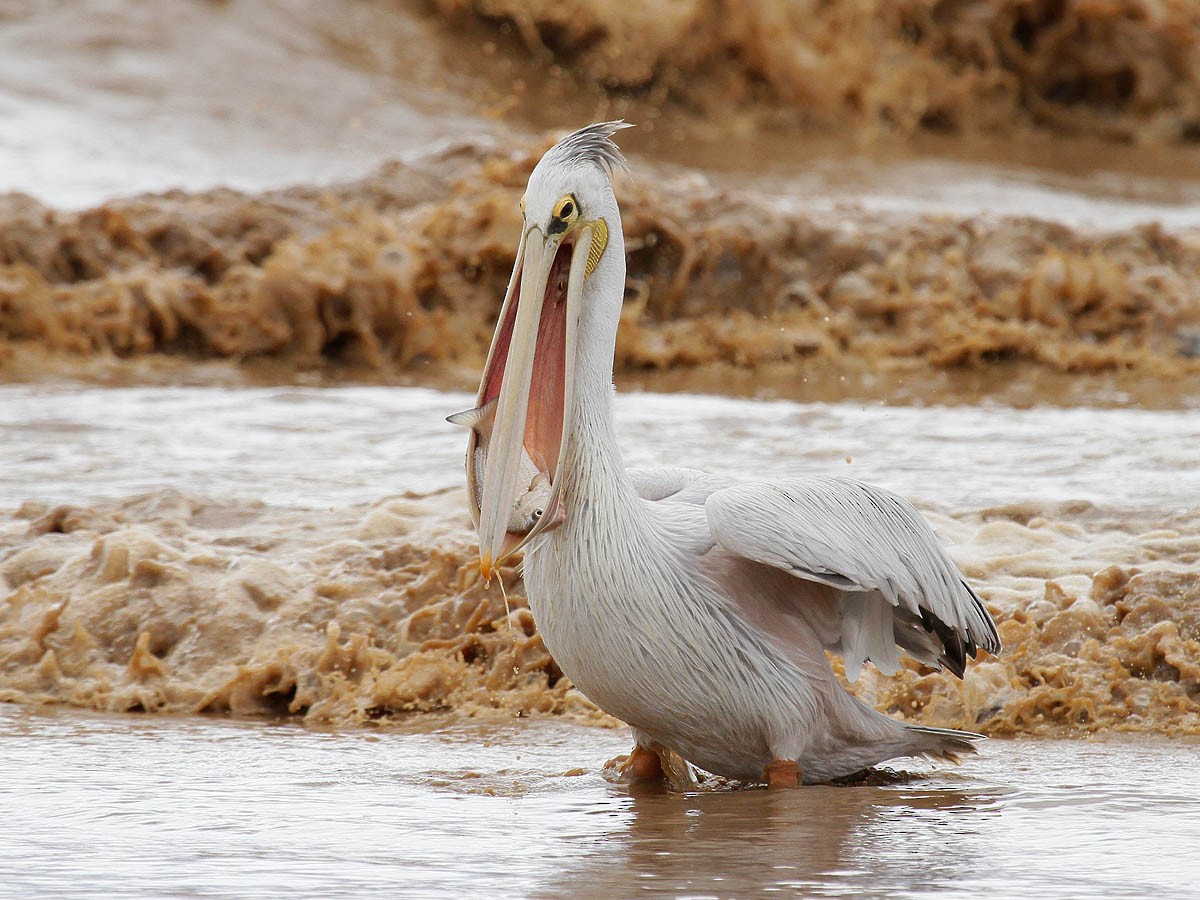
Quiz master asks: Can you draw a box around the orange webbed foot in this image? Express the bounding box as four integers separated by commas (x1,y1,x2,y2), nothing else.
624,744,667,781
604,742,700,791
604,743,666,783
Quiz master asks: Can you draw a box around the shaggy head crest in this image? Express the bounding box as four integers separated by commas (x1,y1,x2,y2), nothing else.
544,121,632,178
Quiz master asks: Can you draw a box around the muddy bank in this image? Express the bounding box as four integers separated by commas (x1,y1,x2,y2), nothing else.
433,0,1200,144
2,141,1198,401
1,487,1196,736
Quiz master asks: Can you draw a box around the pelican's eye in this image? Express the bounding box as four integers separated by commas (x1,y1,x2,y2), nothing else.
548,193,579,235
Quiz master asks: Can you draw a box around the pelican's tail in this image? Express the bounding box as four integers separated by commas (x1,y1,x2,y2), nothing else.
905,724,985,764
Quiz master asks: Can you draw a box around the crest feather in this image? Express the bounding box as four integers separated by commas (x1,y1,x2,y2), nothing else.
545,121,632,177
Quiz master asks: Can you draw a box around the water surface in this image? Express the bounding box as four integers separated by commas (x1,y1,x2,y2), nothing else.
3,385,1197,512
6,0,1200,231
1,705,1196,899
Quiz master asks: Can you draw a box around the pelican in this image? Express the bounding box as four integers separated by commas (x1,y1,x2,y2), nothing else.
451,122,1001,788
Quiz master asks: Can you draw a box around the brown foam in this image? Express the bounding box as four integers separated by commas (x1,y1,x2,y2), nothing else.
0,490,617,727
1,489,1195,736
850,504,1200,736
432,0,1200,143
1,143,1198,405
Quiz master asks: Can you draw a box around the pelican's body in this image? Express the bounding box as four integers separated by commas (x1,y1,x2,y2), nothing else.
454,123,1000,786
527,490,887,781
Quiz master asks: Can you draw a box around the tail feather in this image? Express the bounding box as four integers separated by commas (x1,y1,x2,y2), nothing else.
906,724,985,764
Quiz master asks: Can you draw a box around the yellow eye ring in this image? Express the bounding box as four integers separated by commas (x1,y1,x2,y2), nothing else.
553,194,578,222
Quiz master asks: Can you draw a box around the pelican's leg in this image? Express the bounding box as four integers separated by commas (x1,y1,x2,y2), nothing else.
763,759,803,789
623,744,667,780
605,733,699,789
605,740,666,782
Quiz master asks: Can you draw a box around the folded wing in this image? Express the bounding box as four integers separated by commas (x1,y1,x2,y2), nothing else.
705,476,1001,680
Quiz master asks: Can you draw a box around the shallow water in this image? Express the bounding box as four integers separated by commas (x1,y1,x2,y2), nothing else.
3,2,1199,895
1,382,1194,742
1,704,1197,899
1,384,1196,512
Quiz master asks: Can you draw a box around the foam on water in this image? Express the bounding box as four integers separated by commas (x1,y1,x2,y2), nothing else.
0,386,1195,738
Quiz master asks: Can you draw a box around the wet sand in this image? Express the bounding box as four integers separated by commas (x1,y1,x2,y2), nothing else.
3,704,1198,899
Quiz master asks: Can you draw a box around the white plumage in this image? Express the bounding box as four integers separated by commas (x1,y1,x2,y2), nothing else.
458,122,1001,786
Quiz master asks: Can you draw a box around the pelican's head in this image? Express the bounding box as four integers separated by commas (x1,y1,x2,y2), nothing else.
454,121,630,580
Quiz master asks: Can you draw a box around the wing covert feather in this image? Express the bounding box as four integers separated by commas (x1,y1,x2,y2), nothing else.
628,466,732,505
705,476,1000,679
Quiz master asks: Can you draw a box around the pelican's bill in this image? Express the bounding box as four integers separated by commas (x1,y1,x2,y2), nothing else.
466,223,593,579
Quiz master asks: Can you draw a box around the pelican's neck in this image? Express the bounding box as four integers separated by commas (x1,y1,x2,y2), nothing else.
559,251,637,514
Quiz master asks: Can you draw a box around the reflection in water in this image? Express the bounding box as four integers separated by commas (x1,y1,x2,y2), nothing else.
2,702,1198,898
549,781,1000,899
540,745,1200,900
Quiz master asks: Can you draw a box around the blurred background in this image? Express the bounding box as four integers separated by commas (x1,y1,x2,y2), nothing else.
2,6,1199,896
2,0,1199,402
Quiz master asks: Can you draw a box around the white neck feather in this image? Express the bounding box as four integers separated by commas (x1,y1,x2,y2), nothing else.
560,221,639,517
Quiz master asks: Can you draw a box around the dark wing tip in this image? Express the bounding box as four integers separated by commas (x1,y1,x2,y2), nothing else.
916,580,1002,680
919,607,971,679
962,578,1003,655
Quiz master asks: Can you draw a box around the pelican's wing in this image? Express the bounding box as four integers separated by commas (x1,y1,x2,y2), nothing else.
705,476,1000,680
627,466,732,506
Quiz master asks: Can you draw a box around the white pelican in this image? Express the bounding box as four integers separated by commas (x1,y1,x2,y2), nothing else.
451,122,1001,788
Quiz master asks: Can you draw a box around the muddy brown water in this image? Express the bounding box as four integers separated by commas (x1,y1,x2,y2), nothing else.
3,1,1200,896
7,0,1200,233
1,384,1196,510
2,704,1198,899
1,385,1196,749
